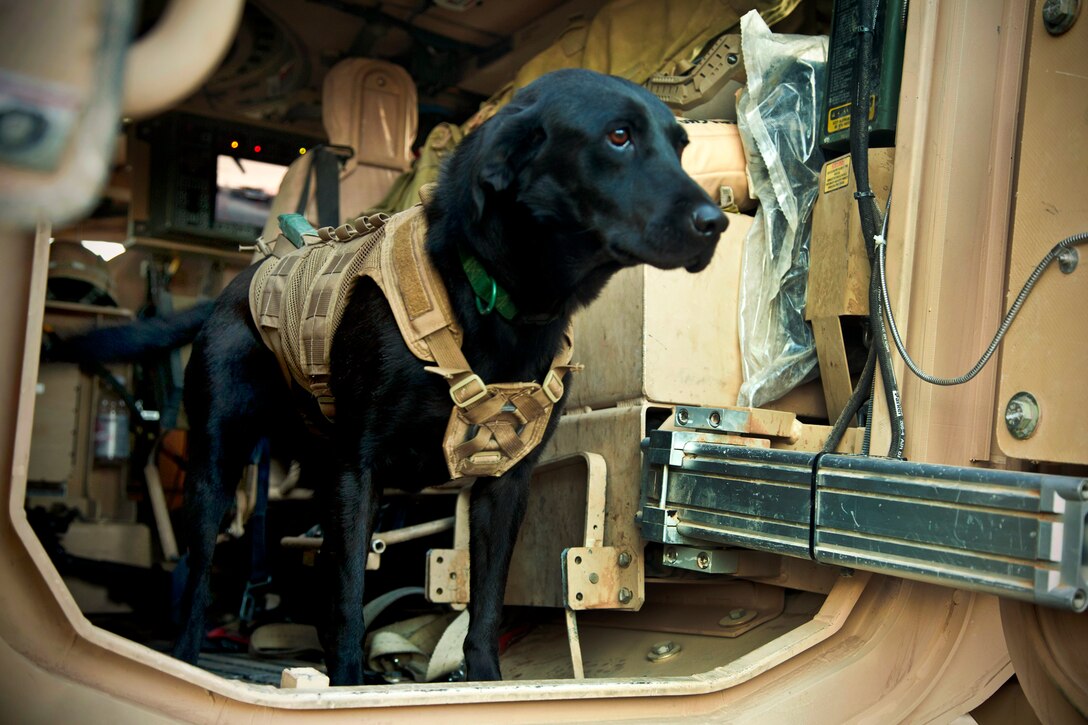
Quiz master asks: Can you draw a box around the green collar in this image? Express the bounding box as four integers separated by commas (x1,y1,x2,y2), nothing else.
458,247,518,321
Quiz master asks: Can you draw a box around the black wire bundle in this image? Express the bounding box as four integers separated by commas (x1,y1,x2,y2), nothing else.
823,0,906,457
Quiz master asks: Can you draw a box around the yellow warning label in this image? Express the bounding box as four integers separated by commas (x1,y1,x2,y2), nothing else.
827,96,877,133
824,157,851,193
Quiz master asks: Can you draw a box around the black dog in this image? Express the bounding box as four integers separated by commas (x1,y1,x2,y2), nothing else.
164,69,726,685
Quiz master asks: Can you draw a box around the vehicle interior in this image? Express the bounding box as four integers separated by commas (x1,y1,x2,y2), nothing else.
1,0,1085,722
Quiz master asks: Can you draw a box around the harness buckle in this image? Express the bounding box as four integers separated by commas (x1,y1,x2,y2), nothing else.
542,369,564,404
450,374,489,408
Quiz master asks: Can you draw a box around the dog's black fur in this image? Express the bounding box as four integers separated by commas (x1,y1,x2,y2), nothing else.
87,69,726,685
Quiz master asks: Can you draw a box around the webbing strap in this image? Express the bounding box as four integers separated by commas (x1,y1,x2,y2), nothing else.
427,322,578,478
296,146,342,228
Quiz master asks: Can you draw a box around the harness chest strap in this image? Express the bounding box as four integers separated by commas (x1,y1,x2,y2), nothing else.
247,199,580,480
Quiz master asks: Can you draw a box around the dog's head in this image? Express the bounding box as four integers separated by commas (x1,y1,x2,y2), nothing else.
463,69,727,276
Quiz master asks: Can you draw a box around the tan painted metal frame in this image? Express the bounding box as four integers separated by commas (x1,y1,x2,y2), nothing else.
870,0,1031,465
0,1,1031,719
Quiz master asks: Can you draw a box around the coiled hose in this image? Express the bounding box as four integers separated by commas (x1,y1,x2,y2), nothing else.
879,231,1088,385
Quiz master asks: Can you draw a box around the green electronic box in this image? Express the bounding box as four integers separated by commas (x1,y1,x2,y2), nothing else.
820,0,908,154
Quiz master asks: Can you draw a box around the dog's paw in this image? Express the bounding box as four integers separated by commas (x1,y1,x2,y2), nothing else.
464,656,503,682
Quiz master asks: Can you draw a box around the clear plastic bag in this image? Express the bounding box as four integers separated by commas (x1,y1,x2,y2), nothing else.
735,11,828,407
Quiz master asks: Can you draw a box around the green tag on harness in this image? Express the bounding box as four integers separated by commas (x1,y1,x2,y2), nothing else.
278,213,318,249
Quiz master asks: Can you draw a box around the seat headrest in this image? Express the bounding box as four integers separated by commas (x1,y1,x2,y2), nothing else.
322,59,418,172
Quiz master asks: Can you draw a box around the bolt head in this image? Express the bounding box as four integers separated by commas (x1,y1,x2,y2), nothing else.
647,640,681,662
664,547,677,563
618,587,634,604
676,408,690,425
1058,247,1079,274
1004,402,1025,426
618,551,632,568
729,607,747,620
1005,392,1040,439
1043,0,1080,34
696,552,711,569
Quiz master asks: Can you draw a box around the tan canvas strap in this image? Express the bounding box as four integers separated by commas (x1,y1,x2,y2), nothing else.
431,324,579,478
378,206,460,359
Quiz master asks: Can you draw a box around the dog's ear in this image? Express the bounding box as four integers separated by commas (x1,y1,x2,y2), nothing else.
474,105,544,211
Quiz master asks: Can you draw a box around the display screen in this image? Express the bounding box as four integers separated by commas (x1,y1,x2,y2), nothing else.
214,155,289,228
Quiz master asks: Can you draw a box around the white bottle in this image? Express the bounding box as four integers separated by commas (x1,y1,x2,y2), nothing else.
94,382,129,462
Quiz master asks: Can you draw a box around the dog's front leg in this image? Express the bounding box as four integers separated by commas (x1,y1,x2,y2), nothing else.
320,459,380,686
463,463,533,681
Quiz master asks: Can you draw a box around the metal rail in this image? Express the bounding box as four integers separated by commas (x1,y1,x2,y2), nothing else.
639,409,1088,612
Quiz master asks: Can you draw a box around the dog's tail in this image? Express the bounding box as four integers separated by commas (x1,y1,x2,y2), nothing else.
47,300,216,363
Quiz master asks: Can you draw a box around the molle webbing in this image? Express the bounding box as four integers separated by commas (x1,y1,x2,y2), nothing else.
247,200,578,480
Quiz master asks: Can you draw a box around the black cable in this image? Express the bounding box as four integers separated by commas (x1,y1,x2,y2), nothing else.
821,343,877,453
861,373,876,455
849,0,906,459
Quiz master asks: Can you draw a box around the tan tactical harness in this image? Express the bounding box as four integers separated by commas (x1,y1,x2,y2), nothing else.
248,193,578,480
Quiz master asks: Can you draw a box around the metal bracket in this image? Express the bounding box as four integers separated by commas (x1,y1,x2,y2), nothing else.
562,546,643,610
662,545,780,577
425,487,472,608
674,404,801,439
425,548,469,604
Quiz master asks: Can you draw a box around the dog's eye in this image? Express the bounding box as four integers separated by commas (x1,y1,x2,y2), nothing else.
607,128,631,147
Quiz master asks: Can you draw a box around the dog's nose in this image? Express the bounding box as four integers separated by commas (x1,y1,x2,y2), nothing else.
690,203,727,239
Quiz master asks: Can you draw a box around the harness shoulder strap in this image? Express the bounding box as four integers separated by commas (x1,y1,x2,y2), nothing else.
367,204,464,361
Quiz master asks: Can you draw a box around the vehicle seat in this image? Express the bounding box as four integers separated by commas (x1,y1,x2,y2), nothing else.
260,58,418,241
